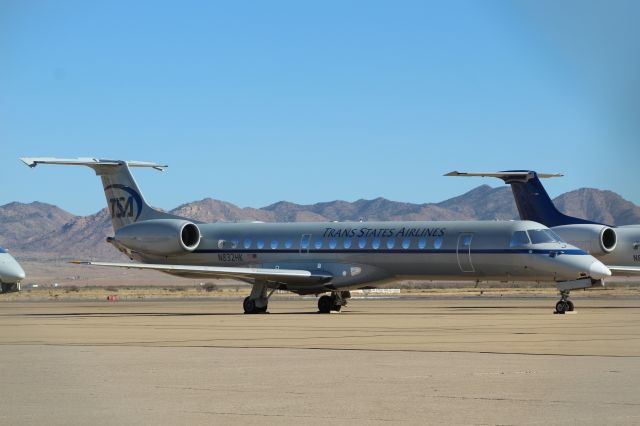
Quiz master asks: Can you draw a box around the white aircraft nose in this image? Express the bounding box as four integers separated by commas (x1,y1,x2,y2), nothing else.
589,261,611,280
5,264,26,282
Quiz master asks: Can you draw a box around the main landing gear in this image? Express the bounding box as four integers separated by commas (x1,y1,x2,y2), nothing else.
243,282,275,314
555,290,575,314
318,291,350,314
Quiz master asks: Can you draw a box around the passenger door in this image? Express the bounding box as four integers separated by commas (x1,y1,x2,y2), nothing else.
456,233,474,272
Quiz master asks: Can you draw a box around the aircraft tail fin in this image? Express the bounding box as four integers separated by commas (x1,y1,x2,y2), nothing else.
21,157,189,231
445,170,598,227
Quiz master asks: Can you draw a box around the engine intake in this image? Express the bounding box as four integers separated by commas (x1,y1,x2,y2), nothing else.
114,219,201,256
552,224,617,256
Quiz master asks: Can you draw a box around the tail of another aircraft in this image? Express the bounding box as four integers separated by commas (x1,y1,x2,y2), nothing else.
21,157,189,231
445,170,601,227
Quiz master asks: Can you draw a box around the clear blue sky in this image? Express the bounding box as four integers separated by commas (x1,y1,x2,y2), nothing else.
2,0,639,216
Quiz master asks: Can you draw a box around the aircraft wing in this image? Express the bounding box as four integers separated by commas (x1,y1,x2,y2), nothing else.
607,266,640,275
70,261,332,284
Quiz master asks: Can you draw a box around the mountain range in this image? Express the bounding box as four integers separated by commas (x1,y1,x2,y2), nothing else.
2,185,639,261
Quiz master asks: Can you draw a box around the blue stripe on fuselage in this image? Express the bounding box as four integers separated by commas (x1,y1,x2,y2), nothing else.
192,248,588,255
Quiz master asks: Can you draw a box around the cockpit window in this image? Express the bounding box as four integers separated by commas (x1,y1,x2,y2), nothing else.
510,231,530,247
527,229,562,244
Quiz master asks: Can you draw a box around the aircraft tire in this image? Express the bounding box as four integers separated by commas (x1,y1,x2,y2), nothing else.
555,300,567,314
318,295,333,313
243,297,256,314
332,304,341,312
566,300,574,311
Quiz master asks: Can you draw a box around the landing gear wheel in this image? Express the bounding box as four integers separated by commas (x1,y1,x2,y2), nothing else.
243,297,268,314
243,297,256,314
555,300,568,314
332,304,342,312
566,300,574,312
318,295,333,313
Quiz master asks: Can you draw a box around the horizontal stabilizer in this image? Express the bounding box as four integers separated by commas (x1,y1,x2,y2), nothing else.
70,261,333,284
445,171,563,181
20,157,167,171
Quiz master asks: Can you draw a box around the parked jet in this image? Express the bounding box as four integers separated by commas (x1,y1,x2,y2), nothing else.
0,247,25,293
22,158,610,313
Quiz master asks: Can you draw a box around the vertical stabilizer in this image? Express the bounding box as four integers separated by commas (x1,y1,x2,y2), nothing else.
21,157,189,231
505,171,596,227
445,170,601,227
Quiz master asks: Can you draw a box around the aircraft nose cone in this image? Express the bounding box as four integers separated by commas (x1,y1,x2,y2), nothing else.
589,261,611,280
7,269,25,282
5,264,26,282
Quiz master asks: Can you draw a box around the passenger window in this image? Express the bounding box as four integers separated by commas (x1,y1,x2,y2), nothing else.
386,238,395,249
328,238,337,249
344,238,352,249
510,231,530,247
418,238,427,249
231,239,239,249
284,239,293,249
270,240,279,249
434,237,443,249
402,238,411,249
244,239,252,249
300,235,310,250
372,238,381,249
358,238,367,249
314,239,323,249
257,240,265,249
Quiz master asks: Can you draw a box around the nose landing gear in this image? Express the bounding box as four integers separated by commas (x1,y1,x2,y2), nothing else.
555,290,575,314
554,278,604,314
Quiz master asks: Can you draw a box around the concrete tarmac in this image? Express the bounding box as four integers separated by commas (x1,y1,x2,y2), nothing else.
1,297,639,425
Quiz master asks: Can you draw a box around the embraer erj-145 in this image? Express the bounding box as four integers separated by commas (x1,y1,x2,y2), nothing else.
0,246,25,293
447,170,640,312
21,157,610,314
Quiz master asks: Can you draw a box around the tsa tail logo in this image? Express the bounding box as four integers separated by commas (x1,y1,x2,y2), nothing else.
104,184,143,221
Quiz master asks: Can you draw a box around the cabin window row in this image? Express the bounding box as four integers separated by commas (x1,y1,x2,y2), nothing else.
225,237,444,250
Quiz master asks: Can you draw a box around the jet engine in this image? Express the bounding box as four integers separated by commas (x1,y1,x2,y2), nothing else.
552,224,617,256
113,219,201,256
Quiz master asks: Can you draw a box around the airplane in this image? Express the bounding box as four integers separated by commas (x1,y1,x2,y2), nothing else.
21,157,611,314
446,171,640,305
0,246,26,293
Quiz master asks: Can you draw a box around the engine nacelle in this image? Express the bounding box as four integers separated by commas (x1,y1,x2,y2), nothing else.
552,224,617,256
114,219,201,256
